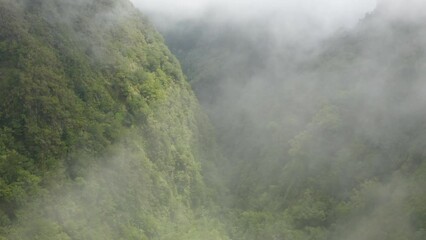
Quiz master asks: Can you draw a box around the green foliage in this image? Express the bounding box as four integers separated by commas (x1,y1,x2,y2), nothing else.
0,0,227,239
2,0,426,239
162,8,426,240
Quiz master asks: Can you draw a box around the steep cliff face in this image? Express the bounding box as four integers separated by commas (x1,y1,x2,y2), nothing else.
0,0,225,239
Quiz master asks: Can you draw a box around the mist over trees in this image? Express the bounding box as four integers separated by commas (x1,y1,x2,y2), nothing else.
0,0,226,239
0,0,425,239
150,1,426,239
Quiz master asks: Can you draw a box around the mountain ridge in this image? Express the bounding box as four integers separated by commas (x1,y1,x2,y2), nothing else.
0,0,228,239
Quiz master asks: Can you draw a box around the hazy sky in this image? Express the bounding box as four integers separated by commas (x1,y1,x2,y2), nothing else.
378,0,426,20
131,0,377,32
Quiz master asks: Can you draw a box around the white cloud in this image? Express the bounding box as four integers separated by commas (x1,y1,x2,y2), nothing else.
378,0,426,20
131,0,377,32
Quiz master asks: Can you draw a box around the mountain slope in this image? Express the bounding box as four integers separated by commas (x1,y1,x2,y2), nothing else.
0,0,226,239
161,7,426,240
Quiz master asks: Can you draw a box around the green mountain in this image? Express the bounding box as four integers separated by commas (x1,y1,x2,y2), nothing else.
162,8,426,240
1,0,426,240
0,0,227,239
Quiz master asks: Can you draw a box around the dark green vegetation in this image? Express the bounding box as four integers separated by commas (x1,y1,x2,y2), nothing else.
0,0,227,239
1,0,426,239
163,9,426,240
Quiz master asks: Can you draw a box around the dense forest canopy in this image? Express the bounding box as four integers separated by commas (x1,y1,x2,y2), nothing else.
0,0,226,239
0,0,425,239
154,1,426,239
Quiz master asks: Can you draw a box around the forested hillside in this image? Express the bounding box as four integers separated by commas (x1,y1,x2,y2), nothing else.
1,0,426,239
0,0,227,239
162,6,426,240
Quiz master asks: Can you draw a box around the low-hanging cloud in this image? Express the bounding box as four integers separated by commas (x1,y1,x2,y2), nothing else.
377,0,426,21
131,0,377,37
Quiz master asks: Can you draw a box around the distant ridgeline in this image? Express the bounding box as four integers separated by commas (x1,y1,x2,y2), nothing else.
1,0,426,239
162,5,426,240
0,0,227,239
